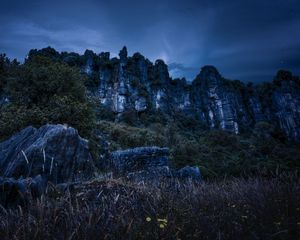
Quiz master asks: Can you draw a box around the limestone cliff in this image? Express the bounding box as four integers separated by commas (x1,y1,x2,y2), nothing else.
28,47,300,141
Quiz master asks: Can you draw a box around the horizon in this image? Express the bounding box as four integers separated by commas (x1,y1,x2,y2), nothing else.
2,45,298,85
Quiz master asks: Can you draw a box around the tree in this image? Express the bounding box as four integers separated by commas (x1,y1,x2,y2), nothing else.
0,56,95,140
8,56,86,105
0,54,9,92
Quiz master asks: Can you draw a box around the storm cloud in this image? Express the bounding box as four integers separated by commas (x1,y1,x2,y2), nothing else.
0,0,299,82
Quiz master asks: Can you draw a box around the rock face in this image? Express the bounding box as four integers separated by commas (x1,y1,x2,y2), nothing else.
88,53,300,140
28,47,300,141
270,71,300,140
191,66,243,134
0,124,95,184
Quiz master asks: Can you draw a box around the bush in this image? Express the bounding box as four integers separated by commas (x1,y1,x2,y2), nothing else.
8,56,87,106
0,105,47,140
97,121,167,150
0,54,19,94
0,56,95,140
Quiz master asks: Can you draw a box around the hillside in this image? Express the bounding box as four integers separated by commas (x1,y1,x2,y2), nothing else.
1,48,300,177
0,47,300,239
19,46,300,141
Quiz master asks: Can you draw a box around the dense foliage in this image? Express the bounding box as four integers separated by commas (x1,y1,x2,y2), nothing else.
97,113,300,178
0,55,95,140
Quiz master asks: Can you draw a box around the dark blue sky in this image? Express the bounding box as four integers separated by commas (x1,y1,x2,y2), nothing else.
0,0,299,82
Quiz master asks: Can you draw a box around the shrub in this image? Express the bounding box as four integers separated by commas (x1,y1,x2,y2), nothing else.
0,105,47,140
8,56,87,106
97,121,167,150
0,56,95,140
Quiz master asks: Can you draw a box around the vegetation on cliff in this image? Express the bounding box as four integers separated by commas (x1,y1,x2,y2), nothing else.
1,52,300,178
0,49,300,240
0,54,95,140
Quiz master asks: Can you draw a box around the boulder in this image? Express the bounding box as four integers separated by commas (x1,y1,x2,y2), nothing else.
0,124,95,184
110,147,169,174
109,147,201,182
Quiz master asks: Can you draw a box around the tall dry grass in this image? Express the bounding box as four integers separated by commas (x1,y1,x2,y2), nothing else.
0,175,299,239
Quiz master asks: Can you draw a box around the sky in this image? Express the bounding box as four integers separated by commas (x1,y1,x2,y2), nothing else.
0,0,299,83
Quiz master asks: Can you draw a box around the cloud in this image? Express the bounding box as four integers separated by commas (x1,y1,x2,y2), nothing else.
0,0,299,82
168,62,199,80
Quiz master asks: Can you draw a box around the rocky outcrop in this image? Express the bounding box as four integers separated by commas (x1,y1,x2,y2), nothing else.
82,49,300,140
27,47,300,141
0,125,202,206
191,66,244,134
109,147,170,174
108,147,201,181
0,124,201,181
0,124,203,206
0,124,95,184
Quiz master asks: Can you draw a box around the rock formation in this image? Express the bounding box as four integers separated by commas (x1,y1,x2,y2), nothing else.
0,124,95,184
0,125,201,206
0,124,97,206
110,147,170,174
109,147,201,181
26,47,300,141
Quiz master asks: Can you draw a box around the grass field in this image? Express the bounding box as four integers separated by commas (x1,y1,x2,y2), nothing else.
0,174,299,240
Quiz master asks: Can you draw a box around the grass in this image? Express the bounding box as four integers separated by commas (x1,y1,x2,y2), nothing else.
0,174,299,240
